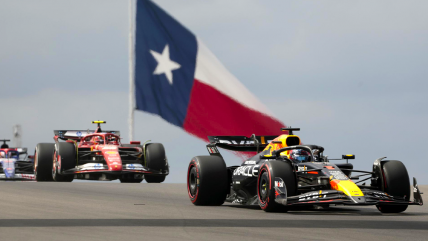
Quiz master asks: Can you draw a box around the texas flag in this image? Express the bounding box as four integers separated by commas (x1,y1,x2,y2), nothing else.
133,0,284,140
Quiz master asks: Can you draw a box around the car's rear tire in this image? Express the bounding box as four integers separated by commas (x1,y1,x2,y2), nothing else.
258,160,297,212
144,143,167,183
376,160,410,213
187,156,228,205
34,143,55,182
52,142,75,182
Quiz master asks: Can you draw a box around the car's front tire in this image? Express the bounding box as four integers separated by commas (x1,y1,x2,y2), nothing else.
257,160,297,212
34,143,55,182
376,160,410,213
144,143,167,183
52,142,75,182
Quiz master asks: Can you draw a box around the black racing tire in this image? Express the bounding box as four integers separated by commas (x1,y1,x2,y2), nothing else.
376,160,410,213
187,156,228,205
145,175,166,183
34,143,55,182
52,142,75,182
119,174,143,183
144,143,168,183
120,178,143,183
145,143,167,172
257,160,297,212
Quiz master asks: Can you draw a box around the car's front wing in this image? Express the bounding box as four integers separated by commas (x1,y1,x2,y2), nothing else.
0,173,35,181
274,180,423,207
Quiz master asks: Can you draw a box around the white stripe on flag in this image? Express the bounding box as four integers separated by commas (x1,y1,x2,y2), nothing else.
194,38,275,117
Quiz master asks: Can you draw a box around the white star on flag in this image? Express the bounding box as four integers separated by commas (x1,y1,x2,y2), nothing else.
150,45,181,84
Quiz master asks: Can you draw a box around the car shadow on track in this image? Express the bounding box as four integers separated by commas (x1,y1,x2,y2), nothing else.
223,204,428,216
0,219,427,230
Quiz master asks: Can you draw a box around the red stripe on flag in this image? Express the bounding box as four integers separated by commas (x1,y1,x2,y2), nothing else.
183,80,284,141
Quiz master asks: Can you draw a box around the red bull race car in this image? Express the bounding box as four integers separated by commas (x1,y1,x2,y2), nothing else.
34,121,168,183
0,140,35,180
187,128,423,213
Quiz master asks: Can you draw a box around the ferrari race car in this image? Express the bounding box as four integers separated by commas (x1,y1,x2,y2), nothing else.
187,128,423,213
0,140,35,180
34,121,169,183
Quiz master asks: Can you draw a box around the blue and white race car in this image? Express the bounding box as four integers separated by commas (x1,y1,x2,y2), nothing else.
0,140,35,180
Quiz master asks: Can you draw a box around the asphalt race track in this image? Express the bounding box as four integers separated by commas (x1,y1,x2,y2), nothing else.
0,183,426,241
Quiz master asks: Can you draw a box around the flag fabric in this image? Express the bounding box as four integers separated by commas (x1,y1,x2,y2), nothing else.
134,0,284,140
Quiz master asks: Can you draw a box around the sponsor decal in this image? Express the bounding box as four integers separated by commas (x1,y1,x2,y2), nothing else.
206,146,218,154
21,174,35,179
78,163,107,170
219,140,254,145
298,166,307,171
76,131,82,137
244,160,256,165
274,177,287,205
298,191,323,201
328,170,349,180
106,151,118,155
218,139,274,145
125,164,146,171
103,146,118,150
233,165,259,177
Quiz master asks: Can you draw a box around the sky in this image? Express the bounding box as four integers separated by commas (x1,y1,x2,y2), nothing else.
0,0,427,184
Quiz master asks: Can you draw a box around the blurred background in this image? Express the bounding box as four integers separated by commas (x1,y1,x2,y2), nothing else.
0,0,427,183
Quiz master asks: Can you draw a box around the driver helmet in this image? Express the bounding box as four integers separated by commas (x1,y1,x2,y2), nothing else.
94,136,104,144
290,149,311,163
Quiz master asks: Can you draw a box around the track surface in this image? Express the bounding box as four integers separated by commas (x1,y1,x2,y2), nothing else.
0,183,426,241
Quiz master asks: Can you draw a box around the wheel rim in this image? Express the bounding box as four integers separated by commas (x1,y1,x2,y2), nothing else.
34,150,38,175
259,172,269,202
188,167,197,196
52,152,57,178
52,162,56,178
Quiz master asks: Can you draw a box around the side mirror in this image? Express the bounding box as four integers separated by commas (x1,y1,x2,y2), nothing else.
342,154,355,160
17,148,28,154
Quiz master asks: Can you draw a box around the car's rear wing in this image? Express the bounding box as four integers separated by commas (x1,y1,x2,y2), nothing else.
54,130,121,141
207,135,278,153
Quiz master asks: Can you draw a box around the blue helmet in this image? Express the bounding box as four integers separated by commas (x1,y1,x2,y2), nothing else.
290,149,311,163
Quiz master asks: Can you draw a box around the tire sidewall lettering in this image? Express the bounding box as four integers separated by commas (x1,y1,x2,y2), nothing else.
187,159,199,203
258,164,271,210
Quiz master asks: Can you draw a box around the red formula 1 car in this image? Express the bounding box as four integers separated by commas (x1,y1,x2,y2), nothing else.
34,121,169,183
